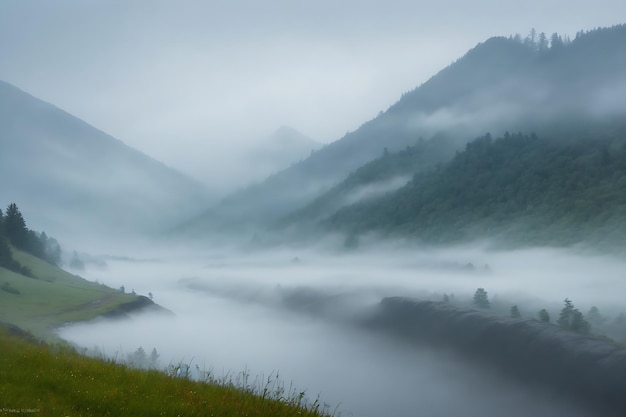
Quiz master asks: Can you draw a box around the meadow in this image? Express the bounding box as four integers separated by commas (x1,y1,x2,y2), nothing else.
0,327,332,417
0,248,136,340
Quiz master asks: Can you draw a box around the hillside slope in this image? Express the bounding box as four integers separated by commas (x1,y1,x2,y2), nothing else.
0,247,152,339
276,133,457,233
324,126,626,247
0,328,331,417
0,81,213,239
182,24,626,236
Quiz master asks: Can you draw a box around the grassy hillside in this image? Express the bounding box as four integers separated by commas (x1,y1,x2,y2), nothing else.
0,248,136,339
0,328,331,417
0,217,331,417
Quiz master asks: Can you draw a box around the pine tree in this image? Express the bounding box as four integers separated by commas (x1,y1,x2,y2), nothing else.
587,306,606,326
69,251,85,270
510,305,521,318
557,298,575,328
537,32,549,52
557,298,590,333
149,348,160,369
571,310,591,334
473,288,490,309
4,203,28,249
538,309,550,323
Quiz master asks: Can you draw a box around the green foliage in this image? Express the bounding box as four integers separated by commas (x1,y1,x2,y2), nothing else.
4,203,28,250
0,237,20,273
538,309,551,323
0,329,332,417
473,288,490,309
0,203,62,269
278,134,457,228
325,128,626,248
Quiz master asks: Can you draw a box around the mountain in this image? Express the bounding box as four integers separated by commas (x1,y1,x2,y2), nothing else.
0,80,213,240
322,126,626,248
246,126,321,177
276,133,457,233
181,24,626,237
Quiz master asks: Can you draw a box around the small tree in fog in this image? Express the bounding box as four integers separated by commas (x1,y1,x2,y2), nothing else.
571,310,590,334
149,348,160,369
558,298,574,328
473,288,490,309
510,305,521,318
443,293,456,304
538,309,550,323
69,251,85,270
587,306,606,326
557,298,590,334
127,346,148,368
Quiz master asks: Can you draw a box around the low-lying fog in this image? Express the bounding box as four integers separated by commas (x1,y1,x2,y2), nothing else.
58,242,626,417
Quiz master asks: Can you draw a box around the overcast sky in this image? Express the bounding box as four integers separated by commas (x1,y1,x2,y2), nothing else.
1,0,625,186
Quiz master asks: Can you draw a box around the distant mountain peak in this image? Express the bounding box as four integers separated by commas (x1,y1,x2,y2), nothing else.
266,126,321,148
241,126,322,175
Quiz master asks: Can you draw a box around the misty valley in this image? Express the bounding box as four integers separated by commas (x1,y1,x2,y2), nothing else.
56,245,626,417
2,19,626,417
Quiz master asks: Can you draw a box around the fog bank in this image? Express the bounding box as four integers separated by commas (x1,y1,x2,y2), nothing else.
58,244,626,416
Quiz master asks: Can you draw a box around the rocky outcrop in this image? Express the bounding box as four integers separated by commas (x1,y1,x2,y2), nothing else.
363,297,626,416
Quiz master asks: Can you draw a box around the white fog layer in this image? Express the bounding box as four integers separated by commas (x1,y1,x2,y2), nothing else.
58,245,623,417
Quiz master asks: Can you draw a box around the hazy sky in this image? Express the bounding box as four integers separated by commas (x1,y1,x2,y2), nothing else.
1,0,625,184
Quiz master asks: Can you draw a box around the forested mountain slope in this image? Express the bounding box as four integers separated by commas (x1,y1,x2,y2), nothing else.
277,134,457,230
182,24,626,237
324,125,626,247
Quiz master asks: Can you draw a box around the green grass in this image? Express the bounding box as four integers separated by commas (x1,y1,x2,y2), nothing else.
0,250,334,417
0,329,332,417
0,248,136,340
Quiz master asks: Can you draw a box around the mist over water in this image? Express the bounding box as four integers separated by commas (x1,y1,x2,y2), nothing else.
58,243,623,417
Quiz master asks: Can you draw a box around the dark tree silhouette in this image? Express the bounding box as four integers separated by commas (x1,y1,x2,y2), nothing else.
538,309,551,323
473,288,490,309
558,298,590,334
4,203,28,249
